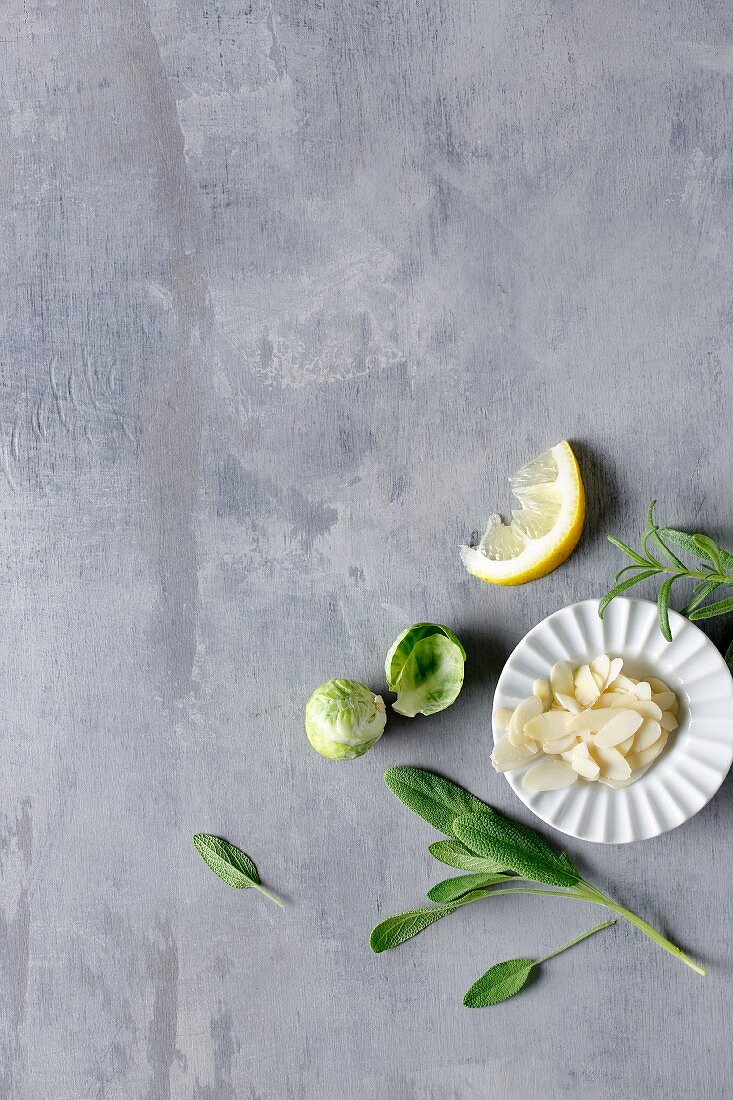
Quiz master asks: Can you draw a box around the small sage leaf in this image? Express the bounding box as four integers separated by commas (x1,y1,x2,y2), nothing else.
193,834,283,907
384,766,492,836
463,958,535,1007
428,839,510,873
370,887,494,953
427,872,508,904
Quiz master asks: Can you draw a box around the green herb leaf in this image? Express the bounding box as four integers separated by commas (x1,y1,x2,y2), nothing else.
607,536,652,567
598,569,660,617
428,839,510,873
193,834,284,906
682,580,721,616
453,812,580,889
689,597,733,621
370,886,494,953
463,920,616,1008
463,957,535,1007
657,574,682,642
384,766,492,836
427,872,509,903
661,528,733,571
693,535,724,572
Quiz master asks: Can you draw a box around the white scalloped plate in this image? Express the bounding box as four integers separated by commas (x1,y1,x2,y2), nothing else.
492,598,733,843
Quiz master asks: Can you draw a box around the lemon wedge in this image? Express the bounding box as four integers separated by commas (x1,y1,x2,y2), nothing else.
460,441,585,586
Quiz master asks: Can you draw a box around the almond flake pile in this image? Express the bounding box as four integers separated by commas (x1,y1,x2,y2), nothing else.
492,656,678,792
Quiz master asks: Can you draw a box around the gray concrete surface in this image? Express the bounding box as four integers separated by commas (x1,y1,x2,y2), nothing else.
2,1,733,1097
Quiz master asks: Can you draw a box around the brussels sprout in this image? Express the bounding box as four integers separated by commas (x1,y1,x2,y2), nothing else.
305,679,387,760
385,623,466,717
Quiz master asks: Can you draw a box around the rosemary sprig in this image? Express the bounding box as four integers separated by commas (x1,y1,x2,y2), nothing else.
601,502,733,667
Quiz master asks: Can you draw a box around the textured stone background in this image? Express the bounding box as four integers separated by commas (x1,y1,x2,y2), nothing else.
2,1,733,1097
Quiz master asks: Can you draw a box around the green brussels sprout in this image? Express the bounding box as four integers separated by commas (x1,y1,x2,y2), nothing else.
305,679,387,760
385,623,466,717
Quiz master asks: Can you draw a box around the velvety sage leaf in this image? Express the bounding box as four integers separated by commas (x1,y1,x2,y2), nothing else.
693,535,724,570
599,569,660,618
426,872,509,903
193,834,260,889
428,839,509,873
391,634,465,717
370,886,493,953
689,597,733,621
384,766,492,836
463,958,535,1007
370,907,453,952
453,813,580,889
385,623,465,690
661,528,733,572
657,574,682,642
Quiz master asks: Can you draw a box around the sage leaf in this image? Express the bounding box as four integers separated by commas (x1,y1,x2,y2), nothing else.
661,528,733,571
453,812,580,889
428,839,510,873
384,766,492,836
193,834,284,907
370,886,494,953
463,920,615,1008
427,872,509,903
463,957,535,1007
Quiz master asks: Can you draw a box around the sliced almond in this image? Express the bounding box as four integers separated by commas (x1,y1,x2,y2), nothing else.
555,692,582,714
613,674,637,694
542,733,579,754
600,776,635,789
508,696,542,745
617,735,635,755
524,711,573,741
522,759,578,792
652,691,676,710
631,699,663,721
574,664,601,706
567,742,601,780
626,732,669,772
593,745,632,781
606,657,624,688
647,676,672,694
567,709,616,733
491,735,538,772
660,711,678,732
550,661,574,698
593,692,630,709
633,719,662,752
593,710,643,749
590,654,611,689
494,707,514,731
533,680,552,709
